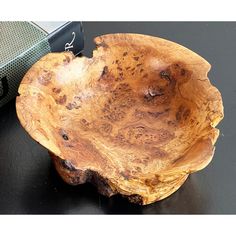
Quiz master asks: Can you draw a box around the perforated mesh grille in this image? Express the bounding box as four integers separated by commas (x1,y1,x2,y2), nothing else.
0,22,51,107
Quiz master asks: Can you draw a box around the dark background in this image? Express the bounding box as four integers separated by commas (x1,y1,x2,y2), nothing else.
0,22,235,214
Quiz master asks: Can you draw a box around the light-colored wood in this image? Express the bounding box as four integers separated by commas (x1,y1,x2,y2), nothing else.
16,34,224,205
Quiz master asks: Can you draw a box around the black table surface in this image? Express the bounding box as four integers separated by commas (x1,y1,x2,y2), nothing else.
0,22,235,214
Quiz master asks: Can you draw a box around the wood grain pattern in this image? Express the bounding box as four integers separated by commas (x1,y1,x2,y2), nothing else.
16,34,224,205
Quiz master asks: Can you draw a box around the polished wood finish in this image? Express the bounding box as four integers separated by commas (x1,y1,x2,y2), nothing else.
16,34,223,204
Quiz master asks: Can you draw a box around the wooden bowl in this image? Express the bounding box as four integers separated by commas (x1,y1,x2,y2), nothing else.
16,34,224,205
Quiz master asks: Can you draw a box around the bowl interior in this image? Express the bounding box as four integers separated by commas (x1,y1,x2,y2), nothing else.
16,34,223,178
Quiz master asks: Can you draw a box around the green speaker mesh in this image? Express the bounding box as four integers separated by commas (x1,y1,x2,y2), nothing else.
0,22,51,107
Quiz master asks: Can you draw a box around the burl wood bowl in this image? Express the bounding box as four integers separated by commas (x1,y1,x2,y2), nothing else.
16,34,224,205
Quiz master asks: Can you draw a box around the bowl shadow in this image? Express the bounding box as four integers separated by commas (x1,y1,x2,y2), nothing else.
21,158,210,214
